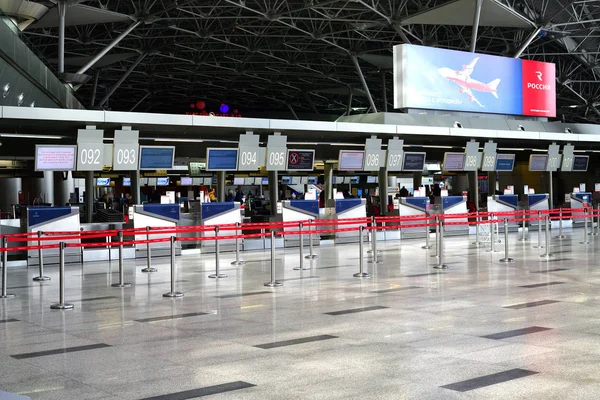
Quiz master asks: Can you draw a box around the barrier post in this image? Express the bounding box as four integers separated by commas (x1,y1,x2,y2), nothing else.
111,231,132,288
592,204,600,236
422,211,432,249
433,219,448,269
532,211,544,249
581,207,590,245
431,216,440,258
79,227,84,265
231,222,246,266
354,226,371,278
294,222,310,270
555,208,566,239
488,213,498,252
305,219,318,260
163,236,183,298
33,231,50,281
142,226,157,272
472,211,483,246
519,210,529,242
50,242,74,309
499,218,515,263
209,226,226,278
541,215,555,258
0,237,15,299
371,220,383,264
264,231,283,287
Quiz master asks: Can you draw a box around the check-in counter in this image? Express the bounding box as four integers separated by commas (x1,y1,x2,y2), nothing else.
282,200,319,247
200,202,242,252
22,206,81,266
399,197,430,239
523,194,549,227
487,195,519,232
326,198,367,244
570,192,591,226
434,196,468,235
133,204,180,255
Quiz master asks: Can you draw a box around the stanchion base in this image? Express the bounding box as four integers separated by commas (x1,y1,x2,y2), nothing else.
471,241,485,246
141,268,158,273
433,264,449,270
264,281,283,287
305,255,319,260
555,235,567,239
293,266,311,270
369,259,384,264
532,245,544,249
518,238,530,242
580,241,590,245
231,261,246,266
588,233,599,236
421,245,432,249
353,272,371,278
367,250,381,254
33,276,51,281
541,254,555,259
499,258,515,263
50,303,74,310
487,249,500,253
163,292,184,298
0,294,15,299
208,274,227,279
111,283,132,288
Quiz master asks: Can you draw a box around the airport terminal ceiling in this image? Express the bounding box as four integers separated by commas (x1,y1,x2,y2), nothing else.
4,0,600,123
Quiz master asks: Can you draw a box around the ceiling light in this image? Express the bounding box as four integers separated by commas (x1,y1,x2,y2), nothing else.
2,83,9,98
420,145,455,149
154,138,204,143
17,93,24,106
0,133,63,140
328,143,364,147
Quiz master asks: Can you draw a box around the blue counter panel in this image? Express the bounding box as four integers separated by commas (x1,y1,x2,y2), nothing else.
497,195,518,208
201,202,235,219
442,196,464,209
142,204,180,220
290,200,319,215
335,199,363,214
404,197,429,211
528,194,548,207
28,207,72,227
573,192,591,202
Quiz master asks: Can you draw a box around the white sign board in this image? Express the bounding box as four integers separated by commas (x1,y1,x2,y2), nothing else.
35,145,77,171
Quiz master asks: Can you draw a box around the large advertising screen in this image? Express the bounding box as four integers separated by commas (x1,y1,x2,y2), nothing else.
393,44,556,117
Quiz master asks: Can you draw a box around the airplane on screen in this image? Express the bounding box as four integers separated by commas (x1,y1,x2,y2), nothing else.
437,57,501,108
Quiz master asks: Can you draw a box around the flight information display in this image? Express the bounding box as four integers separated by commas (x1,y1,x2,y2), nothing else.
367,176,378,183
233,177,245,185
443,152,465,171
402,152,426,171
123,177,131,186
139,146,175,170
572,155,589,172
157,177,169,186
35,145,77,171
180,177,192,185
287,150,315,171
281,176,292,184
528,154,548,171
338,150,365,171
350,176,360,184
495,154,515,171
307,177,318,185
206,148,239,171
96,178,111,186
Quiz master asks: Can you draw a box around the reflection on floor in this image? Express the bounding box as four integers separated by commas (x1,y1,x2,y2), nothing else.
1,229,599,399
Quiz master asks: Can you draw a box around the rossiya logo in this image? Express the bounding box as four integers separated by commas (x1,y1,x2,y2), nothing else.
527,71,551,90
535,71,543,81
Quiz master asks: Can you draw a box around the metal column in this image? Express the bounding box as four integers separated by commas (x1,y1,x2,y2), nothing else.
351,55,378,113
381,71,388,112
549,171,554,209
470,0,483,52
514,28,542,58
378,167,388,214
98,52,147,107
268,171,278,216
57,1,66,74
324,163,334,203
85,171,94,223
130,170,141,205
217,171,226,203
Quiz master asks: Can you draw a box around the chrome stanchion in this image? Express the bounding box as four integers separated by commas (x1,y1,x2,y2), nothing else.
33,231,50,281
488,213,499,252
422,211,432,249
431,216,440,258
79,227,84,265
231,222,246,266
50,242,73,309
305,218,318,260
265,231,283,287
581,208,590,244
209,226,226,278
541,215,555,258
354,226,371,278
433,219,448,269
111,231,132,288
532,211,544,249
472,211,483,246
294,222,310,270
519,210,529,242
163,236,183,298
370,220,382,264
0,237,15,299
368,216,379,254
555,208,566,239
591,205,600,236
499,218,515,263
142,226,157,272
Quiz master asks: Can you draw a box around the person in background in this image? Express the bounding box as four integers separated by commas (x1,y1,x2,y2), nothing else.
235,188,243,202
208,188,216,202
226,189,234,202
399,186,409,197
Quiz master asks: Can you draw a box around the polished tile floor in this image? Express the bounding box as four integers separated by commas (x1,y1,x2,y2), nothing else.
1,227,600,399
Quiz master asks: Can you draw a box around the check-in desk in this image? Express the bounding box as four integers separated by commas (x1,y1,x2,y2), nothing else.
570,192,591,226
523,194,549,228
200,202,242,253
133,204,180,256
22,206,81,266
282,200,320,247
326,198,367,244
487,195,519,232
399,197,430,239
434,196,468,236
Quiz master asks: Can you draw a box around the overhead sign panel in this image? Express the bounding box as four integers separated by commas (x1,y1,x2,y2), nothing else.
463,141,482,171
266,133,287,171
286,149,314,171
363,137,386,172
560,144,575,171
386,138,404,172
206,148,238,171
338,150,365,171
76,128,104,171
546,144,561,172
113,129,139,171
238,132,266,171
35,145,77,171
393,44,556,117
481,141,497,172
139,146,175,170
